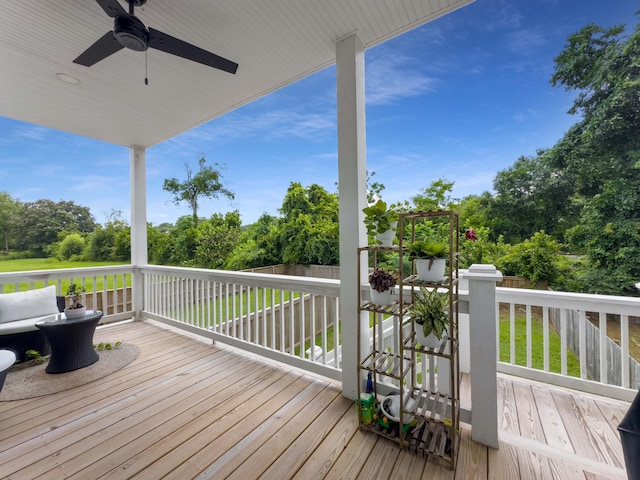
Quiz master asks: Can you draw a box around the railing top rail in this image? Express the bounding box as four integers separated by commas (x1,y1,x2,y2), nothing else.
497,286,640,315
140,264,341,296
0,265,134,284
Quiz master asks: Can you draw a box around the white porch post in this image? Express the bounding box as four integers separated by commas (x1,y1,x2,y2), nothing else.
464,264,502,448
336,34,368,400
130,145,148,321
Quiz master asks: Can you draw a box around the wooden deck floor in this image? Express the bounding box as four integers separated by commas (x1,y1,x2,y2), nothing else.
0,320,630,479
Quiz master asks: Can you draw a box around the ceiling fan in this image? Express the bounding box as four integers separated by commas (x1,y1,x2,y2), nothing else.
73,0,238,74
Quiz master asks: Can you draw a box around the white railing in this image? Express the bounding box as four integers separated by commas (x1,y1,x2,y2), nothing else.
496,287,640,401
4,264,639,402
0,266,134,324
139,265,342,381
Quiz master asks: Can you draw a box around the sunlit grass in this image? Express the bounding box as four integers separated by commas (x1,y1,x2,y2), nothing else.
499,314,581,377
0,258,129,293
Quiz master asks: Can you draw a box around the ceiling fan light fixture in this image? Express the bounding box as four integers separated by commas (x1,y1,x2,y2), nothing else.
113,15,148,51
74,0,238,74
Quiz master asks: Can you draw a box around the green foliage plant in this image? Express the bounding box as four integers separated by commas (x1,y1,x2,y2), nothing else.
94,341,122,351
362,200,403,236
66,283,86,308
368,268,397,293
25,349,44,362
407,240,448,260
56,233,86,261
408,287,449,339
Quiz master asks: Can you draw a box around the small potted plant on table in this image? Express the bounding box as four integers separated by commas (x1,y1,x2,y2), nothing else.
407,286,448,349
65,283,87,319
368,268,397,306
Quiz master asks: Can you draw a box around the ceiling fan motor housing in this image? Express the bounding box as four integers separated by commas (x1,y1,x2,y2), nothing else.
114,15,149,51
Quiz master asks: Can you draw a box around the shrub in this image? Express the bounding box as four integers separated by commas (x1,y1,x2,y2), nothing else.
57,233,86,260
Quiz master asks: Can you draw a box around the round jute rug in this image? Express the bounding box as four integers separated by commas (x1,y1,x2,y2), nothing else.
0,343,139,401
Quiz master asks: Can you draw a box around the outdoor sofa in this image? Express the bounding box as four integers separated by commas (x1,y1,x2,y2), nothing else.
0,285,63,360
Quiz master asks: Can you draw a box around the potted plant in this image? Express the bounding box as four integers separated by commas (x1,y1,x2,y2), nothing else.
368,268,397,306
407,240,448,282
362,200,404,247
65,283,87,319
407,286,448,349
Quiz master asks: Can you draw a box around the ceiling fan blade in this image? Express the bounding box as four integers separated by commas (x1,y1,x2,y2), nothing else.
73,31,124,66
96,0,128,18
148,27,238,74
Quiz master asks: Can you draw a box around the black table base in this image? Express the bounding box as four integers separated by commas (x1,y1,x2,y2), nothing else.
36,310,102,374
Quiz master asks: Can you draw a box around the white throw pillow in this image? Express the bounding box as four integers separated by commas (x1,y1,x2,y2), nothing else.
0,285,59,323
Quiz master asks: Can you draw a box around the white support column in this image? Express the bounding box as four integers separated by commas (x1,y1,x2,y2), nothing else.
336,34,368,400
130,145,148,321
464,264,502,448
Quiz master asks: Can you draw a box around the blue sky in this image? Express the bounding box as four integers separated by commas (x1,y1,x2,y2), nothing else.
0,1,637,226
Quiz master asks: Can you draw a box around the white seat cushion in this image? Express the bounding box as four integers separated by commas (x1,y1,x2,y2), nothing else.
0,314,59,334
0,286,59,323
0,349,16,370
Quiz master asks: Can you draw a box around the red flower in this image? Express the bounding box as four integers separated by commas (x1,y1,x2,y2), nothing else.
465,229,478,242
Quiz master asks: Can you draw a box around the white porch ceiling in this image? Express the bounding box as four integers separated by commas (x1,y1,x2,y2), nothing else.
0,0,471,148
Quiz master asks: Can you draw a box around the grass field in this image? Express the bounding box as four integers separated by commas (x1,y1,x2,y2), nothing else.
0,258,124,273
0,258,129,293
499,314,581,377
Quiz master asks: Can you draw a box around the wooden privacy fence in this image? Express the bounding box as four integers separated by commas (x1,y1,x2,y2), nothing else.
61,287,132,316
549,308,640,389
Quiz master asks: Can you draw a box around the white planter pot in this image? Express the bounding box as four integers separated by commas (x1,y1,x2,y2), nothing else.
415,258,446,282
415,327,445,349
369,286,393,306
64,306,86,319
375,223,396,247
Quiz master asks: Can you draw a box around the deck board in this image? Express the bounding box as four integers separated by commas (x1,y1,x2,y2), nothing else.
513,382,546,443
0,320,630,480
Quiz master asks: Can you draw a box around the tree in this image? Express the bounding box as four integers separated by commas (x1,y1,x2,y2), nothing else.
277,183,340,265
163,156,234,226
226,213,280,270
0,192,22,254
411,178,456,212
496,231,563,285
193,211,241,269
86,212,130,261
549,16,640,293
16,199,96,254
489,154,578,243
56,233,86,260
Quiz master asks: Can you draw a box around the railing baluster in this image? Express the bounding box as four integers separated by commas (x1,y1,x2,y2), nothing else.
579,310,587,379
622,314,630,388
289,290,294,355
561,309,567,376
599,311,607,384
279,290,285,352
526,304,532,368
334,296,340,368
262,288,267,347
543,306,549,372
321,296,327,365
270,289,276,350
309,294,316,361
509,303,515,364
300,292,305,358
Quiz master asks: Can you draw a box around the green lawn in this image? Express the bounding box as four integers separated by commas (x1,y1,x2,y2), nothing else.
0,258,128,293
499,314,581,377
0,258,124,273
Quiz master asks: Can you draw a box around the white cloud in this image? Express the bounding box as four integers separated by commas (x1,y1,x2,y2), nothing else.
13,125,50,141
366,53,436,106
